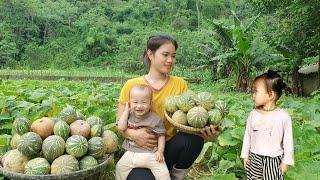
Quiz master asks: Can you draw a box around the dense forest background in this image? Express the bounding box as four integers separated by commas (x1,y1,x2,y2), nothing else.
0,0,319,91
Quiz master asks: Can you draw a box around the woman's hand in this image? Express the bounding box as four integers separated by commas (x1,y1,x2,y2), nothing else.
198,125,222,141
130,128,158,151
279,163,288,175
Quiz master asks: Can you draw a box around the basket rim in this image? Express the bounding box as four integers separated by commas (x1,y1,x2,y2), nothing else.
164,110,202,134
0,153,114,179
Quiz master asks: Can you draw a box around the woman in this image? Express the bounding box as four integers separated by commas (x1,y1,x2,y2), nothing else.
116,32,221,180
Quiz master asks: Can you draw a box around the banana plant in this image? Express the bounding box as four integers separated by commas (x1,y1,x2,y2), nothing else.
210,11,285,92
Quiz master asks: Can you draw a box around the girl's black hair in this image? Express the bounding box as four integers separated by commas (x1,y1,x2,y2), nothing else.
143,33,178,70
253,70,288,100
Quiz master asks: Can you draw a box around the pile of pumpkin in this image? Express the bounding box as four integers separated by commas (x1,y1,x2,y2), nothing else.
1,105,118,175
164,90,229,128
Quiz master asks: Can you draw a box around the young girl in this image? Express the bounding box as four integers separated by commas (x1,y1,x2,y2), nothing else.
241,70,294,180
116,84,170,180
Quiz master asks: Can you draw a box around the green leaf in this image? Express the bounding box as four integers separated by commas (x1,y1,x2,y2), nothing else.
195,142,213,163
218,130,241,146
230,127,245,140
211,173,237,180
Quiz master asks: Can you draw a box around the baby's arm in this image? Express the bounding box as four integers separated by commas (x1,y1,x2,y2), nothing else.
155,135,165,162
117,102,130,132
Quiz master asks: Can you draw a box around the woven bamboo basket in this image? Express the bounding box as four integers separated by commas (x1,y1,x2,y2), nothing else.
0,154,114,180
164,110,202,135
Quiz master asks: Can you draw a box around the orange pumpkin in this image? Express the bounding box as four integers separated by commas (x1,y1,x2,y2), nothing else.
31,117,55,139
70,120,90,137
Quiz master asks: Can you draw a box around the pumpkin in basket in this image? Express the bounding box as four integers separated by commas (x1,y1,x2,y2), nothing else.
88,137,105,158
1,149,29,173
86,116,103,127
13,117,30,135
171,110,188,125
31,117,55,139
208,109,223,126
164,96,179,113
70,120,91,138
102,130,118,154
24,157,50,175
66,135,88,158
79,155,98,170
51,155,79,175
53,120,70,141
42,135,66,162
59,105,78,124
176,92,196,112
187,106,208,128
194,92,215,110
18,132,42,157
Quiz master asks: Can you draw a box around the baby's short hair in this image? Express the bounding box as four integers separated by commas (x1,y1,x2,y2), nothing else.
129,84,153,100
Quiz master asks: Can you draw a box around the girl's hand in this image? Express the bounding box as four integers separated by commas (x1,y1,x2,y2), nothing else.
198,125,222,141
131,128,158,151
243,158,249,168
279,163,288,175
155,151,165,163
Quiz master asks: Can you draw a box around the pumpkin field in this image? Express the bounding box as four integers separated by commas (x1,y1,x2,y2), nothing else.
0,78,319,179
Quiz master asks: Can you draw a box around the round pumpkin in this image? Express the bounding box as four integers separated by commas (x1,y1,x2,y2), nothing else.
102,130,118,154
194,92,215,110
171,110,188,125
2,149,29,173
70,120,91,137
24,157,50,175
30,117,55,139
42,135,65,162
187,106,208,128
88,137,105,158
164,96,179,113
86,116,103,127
53,120,70,141
66,135,88,158
59,105,78,124
79,155,98,170
13,117,30,135
51,155,79,175
18,132,43,157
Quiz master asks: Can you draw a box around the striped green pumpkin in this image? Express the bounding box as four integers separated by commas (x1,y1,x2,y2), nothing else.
194,92,215,110
176,93,195,112
90,124,102,137
18,132,42,157
42,135,65,162
187,106,208,128
164,96,179,113
51,155,79,175
79,155,98,170
86,116,103,127
215,100,229,116
24,157,50,175
88,137,105,158
59,105,77,124
53,120,70,141
66,135,88,158
208,109,223,126
13,117,30,135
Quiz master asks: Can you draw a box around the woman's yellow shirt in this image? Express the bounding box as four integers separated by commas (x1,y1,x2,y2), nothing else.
119,75,188,141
